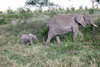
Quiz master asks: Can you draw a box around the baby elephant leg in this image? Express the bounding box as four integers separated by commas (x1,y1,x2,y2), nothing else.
29,40,33,45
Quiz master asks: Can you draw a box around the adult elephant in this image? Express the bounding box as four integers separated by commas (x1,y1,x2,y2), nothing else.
45,14,98,45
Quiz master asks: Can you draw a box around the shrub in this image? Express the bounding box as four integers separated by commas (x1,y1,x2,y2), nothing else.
0,18,7,25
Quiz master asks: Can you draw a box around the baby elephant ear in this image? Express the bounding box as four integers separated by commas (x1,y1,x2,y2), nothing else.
75,14,86,27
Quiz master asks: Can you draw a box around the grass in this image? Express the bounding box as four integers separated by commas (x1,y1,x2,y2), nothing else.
0,30,100,67
0,41,100,67
0,14,100,67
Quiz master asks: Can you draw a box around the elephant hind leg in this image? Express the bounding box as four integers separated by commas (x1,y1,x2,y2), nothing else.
56,36,62,44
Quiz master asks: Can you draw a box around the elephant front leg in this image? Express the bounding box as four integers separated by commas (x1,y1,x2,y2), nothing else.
56,36,62,44
72,27,79,42
73,32,78,42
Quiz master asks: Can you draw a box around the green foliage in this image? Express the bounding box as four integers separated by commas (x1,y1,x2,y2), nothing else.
0,18,7,24
85,6,88,10
0,42,100,67
96,0,100,3
45,9,58,17
16,8,33,19
0,14,21,25
0,9,100,67
17,8,26,14
0,12,33,25
71,6,75,12
88,8,94,14
79,5,83,10
26,0,55,12
6,7,14,14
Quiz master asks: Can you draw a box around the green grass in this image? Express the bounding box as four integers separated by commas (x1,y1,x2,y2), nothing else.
0,29,100,67
0,14,100,67
0,41,100,67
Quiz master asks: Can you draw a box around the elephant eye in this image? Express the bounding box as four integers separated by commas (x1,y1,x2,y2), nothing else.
84,18,90,22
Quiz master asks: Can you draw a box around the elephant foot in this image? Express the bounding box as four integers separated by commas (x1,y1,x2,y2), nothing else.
44,42,50,46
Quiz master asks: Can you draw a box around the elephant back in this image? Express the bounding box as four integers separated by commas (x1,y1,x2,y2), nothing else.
47,14,75,28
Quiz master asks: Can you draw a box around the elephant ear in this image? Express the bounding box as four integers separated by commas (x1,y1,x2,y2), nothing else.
75,14,86,27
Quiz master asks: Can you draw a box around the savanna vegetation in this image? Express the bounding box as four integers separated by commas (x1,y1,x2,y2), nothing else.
0,0,100,67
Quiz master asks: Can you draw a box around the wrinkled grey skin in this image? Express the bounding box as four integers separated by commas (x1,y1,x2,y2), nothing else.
45,14,98,45
20,33,37,45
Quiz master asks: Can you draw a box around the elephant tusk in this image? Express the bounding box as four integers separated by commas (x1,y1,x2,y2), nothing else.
93,24,98,27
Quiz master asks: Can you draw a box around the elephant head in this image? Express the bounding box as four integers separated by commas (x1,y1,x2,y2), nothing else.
75,14,98,27
28,33,37,41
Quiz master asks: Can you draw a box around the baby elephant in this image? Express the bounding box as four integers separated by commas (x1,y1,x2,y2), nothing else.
20,33,37,45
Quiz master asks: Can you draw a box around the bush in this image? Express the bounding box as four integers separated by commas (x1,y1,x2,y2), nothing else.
0,18,7,25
